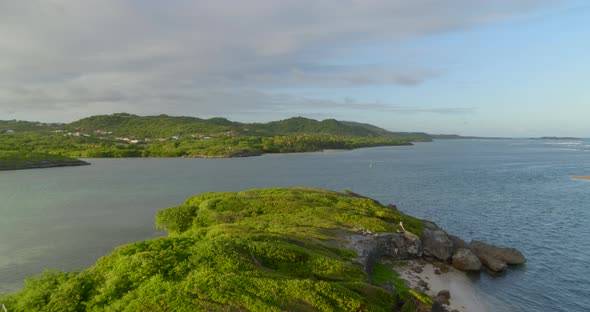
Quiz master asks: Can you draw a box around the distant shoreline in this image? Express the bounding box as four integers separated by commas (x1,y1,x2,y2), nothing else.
571,176,590,181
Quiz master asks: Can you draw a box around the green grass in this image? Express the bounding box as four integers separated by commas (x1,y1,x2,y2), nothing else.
0,188,427,311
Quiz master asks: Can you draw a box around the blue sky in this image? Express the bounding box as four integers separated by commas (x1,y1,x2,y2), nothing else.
0,1,588,136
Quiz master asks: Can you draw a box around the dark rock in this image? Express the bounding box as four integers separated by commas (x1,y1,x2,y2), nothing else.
437,290,451,300
413,266,424,273
435,295,450,305
387,203,398,210
452,248,482,271
421,228,454,262
228,150,262,157
469,241,526,264
430,301,447,312
422,220,439,230
449,235,469,252
417,280,429,291
346,231,422,272
434,268,441,275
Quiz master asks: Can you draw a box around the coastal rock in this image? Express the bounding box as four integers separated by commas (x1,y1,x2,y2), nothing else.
346,231,422,272
451,248,482,271
477,253,508,272
469,241,526,264
421,228,454,262
437,290,450,300
430,301,447,312
449,235,468,252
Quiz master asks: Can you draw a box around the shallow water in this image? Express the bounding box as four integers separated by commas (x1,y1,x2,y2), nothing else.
1,139,589,311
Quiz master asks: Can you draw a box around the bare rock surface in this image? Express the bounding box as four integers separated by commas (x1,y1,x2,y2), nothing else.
452,248,482,271
469,241,526,264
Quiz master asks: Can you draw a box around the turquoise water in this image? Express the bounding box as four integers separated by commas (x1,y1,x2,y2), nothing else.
1,139,589,311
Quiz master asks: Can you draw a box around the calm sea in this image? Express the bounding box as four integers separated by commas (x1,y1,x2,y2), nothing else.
1,139,589,311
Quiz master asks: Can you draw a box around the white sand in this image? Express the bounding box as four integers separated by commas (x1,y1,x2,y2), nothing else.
397,262,490,312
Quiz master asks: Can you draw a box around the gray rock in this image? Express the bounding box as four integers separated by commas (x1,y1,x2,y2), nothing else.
437,290,450,300
452,248,482,271
430,301,447,312
477,252,508,272
469,241,526,264
435,295,450,305
449,235,469,252
346,231,422,272
421,228,454,262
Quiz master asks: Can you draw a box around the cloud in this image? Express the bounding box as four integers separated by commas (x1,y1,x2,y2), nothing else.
0,0,554,121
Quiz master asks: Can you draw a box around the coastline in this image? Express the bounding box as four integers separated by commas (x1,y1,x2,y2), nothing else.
0,158,90,171
396,261,493,312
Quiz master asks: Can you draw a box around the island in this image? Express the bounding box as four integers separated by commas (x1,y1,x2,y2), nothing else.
0,188,525,311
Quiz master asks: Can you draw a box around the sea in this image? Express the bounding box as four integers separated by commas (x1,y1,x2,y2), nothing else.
1,139,589,311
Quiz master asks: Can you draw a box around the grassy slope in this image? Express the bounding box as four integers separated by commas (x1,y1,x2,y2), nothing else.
0,188,427,311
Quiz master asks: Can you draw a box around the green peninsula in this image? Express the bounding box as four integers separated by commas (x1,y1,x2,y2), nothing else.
0,151,89,171
0,114,431,160
0,188,430,311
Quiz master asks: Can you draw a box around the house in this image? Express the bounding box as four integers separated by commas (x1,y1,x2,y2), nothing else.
4,129,15,134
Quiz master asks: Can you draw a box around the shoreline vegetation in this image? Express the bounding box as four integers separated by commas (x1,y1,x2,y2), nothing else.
0,113,490,170
0,187,525,311
0,151,89,171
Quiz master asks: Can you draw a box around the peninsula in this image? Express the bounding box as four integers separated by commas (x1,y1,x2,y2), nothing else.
0,151,89,171
0,188,525,311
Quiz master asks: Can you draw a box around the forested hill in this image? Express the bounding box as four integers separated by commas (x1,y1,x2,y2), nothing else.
0,113,435,160
66,113,430,139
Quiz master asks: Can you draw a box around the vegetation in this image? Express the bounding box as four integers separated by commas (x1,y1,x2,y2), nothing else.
0,151,88,170
0,187,428,311
0,113,433,162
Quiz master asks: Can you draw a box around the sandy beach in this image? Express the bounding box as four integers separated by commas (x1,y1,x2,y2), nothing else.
571,176,590,180
395,261,491,312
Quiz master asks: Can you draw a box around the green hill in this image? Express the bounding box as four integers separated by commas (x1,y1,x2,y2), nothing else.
0,188,431,311
0,113,436,163
66,113,426,139
0,120,60,132
67,113,241,138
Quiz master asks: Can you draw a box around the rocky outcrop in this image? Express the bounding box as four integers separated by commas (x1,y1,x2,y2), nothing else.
346,231,422,272
414,220,525,273
467,240,525,272
421,228,454,262
469,241,526,265
477,252,508,272
449,235,468,251
451,248,482,271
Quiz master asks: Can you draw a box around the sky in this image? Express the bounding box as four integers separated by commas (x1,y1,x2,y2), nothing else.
0,0,589,137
